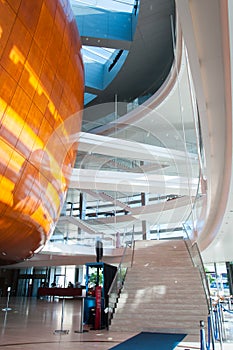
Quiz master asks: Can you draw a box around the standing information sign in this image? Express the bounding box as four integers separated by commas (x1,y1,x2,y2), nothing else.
95,286,102,329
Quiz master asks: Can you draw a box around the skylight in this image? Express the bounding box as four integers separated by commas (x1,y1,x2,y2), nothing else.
82,46,115,64
70,0,139,101
70,0,136,13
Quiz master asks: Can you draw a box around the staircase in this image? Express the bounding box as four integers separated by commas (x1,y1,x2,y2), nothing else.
60,216,98,235
109,239,209,341
84,189,132,213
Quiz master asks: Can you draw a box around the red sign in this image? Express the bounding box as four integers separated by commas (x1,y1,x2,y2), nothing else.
95,286,102,330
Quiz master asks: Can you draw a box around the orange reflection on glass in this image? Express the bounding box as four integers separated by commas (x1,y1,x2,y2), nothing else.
9,45,68,139
9,45,25,66
0,102,63,225
0,0,84,265
31,206,53,238
0,96,7,115
1,97,43,152
0,176,14,206
0,138,24,173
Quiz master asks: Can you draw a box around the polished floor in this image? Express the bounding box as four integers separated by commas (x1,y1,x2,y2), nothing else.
0,297,233,349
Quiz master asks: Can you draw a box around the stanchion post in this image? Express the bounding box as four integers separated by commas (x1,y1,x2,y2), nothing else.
214,308,218,340
209,311,216,350
80,297,84,333
200,320,207,350
228,297,231,310
2,287,12,312
216,303,223,350
74,296,89,334
207,313,216,350
54,298,69,335
219,303,226,341
74,297,85,333
206,315,211,350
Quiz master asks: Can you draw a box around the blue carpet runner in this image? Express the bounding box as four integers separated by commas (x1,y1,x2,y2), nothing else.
109,332,187,350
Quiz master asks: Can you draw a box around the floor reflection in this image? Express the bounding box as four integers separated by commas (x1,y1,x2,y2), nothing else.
0,297,233,349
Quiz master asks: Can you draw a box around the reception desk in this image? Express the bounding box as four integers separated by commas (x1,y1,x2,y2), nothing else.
38,287,84,332
38,287,83,297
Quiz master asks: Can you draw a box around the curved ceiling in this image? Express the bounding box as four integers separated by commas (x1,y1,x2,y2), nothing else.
75,0,176,110
176,0,233,262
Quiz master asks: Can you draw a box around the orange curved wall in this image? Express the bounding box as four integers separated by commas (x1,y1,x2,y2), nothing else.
0,0,84,264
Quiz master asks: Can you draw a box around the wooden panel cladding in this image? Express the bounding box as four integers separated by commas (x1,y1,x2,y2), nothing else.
0,0,84,264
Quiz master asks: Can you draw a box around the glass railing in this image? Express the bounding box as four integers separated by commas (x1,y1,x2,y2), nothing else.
106,228,135,329
183,223,210,308
183,224,216,349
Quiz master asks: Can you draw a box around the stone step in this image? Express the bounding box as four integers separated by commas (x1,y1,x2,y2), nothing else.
124,275,201,289
115,305,208,314
132,262,193,267
117,293,207,309
133,252,191,258
130,264,197,269
126,273,199,279
111,319,204,334
121,289,206,296
110,325,201,338
133,258,191,262
125,272,200,277
124,275,200,282
134,240,187,247
115,308,208,316
116,300,208,308
133,250,190,255
123,281,203,288
116,299,207,308
133,256,191,261
134,249,190,254
120,284,207,300
113,312,208,320
119,289,207,298
128,264,200,277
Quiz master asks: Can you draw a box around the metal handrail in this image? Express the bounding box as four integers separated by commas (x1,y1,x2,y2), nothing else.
183,226,211,309
108,229,134,298
193,242,211,307
108,243,129,295
106,228,135,329
183,224,217,349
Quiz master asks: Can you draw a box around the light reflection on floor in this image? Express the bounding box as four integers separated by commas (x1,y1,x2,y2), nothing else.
0,297,233,349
